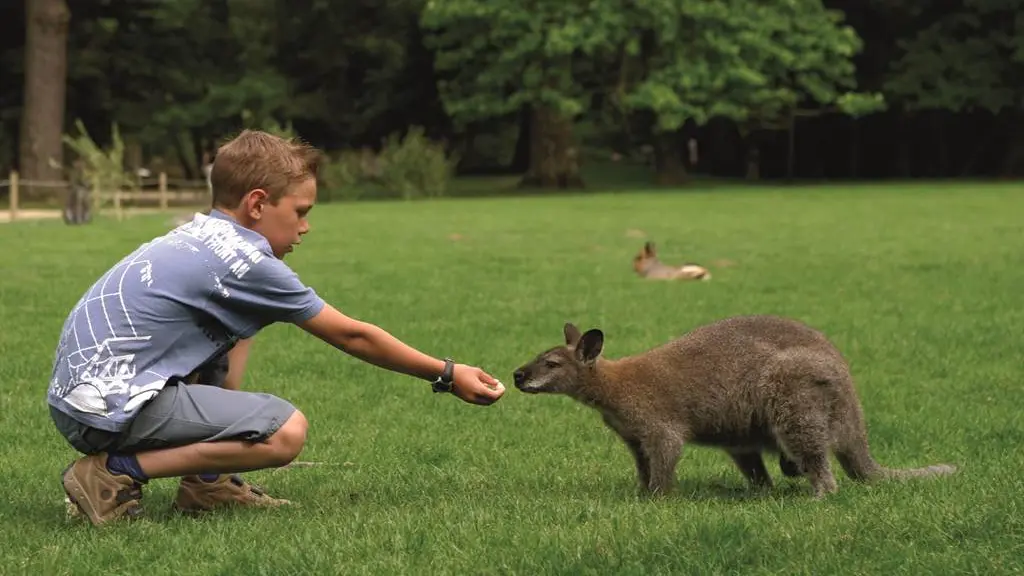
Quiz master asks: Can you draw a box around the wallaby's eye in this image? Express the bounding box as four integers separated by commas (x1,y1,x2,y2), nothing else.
544,360,560,369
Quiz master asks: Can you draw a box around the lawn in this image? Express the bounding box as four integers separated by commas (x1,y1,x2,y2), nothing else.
0,181,1022,575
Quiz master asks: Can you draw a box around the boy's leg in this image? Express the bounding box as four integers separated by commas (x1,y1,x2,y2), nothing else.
51,407,147,522
59,381,307,525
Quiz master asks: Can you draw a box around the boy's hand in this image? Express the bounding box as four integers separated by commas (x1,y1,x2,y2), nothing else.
451,364,506,406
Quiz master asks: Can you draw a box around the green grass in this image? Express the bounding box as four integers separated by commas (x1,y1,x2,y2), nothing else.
1,181,1022,575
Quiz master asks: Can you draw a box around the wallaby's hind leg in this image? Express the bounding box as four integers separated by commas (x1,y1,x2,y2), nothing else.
779,454,802,477
766,356,842,498
728,451,773,488
642,433,684,496
832,401,885,482
773,415,838,498
795,451,838,498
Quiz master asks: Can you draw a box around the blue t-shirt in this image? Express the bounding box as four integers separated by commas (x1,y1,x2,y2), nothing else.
46,209,326,432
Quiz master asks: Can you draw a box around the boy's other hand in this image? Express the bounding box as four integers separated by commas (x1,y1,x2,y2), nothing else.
451,364,505,406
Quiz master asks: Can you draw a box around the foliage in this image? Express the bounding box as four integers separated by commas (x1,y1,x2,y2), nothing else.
319,149,384,203
320,126,458,202
421,0,624,126
242,111,298,140
61,119,137,213
5,0,1024,184
421,0,884,145
616,0,886,133
883,0,1023,112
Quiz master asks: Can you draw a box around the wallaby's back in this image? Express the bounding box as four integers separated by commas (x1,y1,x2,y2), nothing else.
615,315,851,443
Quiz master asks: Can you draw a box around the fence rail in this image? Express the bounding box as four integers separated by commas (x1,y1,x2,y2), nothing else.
0,170,210,222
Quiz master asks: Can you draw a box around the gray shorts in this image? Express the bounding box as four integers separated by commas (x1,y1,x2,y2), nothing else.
50,381,298,455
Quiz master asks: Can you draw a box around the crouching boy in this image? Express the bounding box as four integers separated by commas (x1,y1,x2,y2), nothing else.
48,130,505,526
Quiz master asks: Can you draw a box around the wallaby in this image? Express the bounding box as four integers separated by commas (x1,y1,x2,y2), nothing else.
512,316,957,498
633,241,710,281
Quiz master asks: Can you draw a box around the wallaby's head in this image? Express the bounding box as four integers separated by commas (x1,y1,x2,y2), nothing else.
633,241,658,274
513,323,605,394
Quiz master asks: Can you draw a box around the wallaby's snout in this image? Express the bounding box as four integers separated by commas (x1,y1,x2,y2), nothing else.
514,323,605,395
512,369,527,389
511,358,555,394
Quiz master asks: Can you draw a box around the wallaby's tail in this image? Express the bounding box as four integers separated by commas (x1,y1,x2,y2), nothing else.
879,463,957,479
833,383,956,482
836,443,957,482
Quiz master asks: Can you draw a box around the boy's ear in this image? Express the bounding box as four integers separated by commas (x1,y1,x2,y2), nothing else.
576,329,604,364
564,322,582,346
244,188,270,219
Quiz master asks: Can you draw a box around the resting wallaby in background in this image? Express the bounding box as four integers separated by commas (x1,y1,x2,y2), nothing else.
633,241,711,281
512,316,957,498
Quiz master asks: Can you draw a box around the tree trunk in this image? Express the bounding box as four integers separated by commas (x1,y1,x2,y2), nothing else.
744,129,760,181
898,113,911,178
934,112,947,178
18,0,71,200
172,131,197,180
519,104,583,189
510,104,531,173
653,131,687,186
848,116,860,178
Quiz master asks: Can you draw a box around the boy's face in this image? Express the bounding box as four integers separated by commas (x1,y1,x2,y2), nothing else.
250,178,317,259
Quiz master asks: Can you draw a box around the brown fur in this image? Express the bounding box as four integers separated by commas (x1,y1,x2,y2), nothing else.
633,241,711,281
512,316,957,498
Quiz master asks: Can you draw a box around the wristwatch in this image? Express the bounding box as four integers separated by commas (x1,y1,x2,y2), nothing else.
431,358,456,393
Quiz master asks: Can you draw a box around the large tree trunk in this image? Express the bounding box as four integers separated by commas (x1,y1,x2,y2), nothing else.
519,104,583,189
898,113,912,178
18,0,70,200
848,116,860,179
509,104,531,173
742,127,760,181
653,131,687,186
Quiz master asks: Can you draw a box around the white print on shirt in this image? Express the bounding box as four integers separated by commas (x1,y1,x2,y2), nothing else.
175,214,267,281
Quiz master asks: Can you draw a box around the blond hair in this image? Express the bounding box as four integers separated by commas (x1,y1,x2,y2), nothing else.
209,129,320,209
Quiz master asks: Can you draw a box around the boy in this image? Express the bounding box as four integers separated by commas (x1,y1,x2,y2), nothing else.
48,130,506,526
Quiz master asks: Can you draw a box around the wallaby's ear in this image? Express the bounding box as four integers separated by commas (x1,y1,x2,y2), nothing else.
643,241,656,257
576,329,604,364
564,322,582,346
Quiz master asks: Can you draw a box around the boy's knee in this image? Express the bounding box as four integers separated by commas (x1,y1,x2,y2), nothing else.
269,410,307,465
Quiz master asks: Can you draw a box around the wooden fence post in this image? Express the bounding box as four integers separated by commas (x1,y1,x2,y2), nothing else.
9,170,18,222
159,171,168,210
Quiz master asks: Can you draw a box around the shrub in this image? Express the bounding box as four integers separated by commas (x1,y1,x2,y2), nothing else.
319,148,387,202
62,119,138,214
319,126,458,202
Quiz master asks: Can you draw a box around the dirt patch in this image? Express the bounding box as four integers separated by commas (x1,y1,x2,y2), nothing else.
0,207,185,224
0,209,62,223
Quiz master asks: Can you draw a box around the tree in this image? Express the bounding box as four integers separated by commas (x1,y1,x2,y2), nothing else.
271,0,444,149
610,0,884,184
882,0,1023,175
18,0,70,197
421,0,624,189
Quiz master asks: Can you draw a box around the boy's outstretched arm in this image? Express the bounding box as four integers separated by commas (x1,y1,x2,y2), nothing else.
298,302,505,406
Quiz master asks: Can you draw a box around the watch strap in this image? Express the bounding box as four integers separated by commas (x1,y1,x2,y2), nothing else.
431,358,456,393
